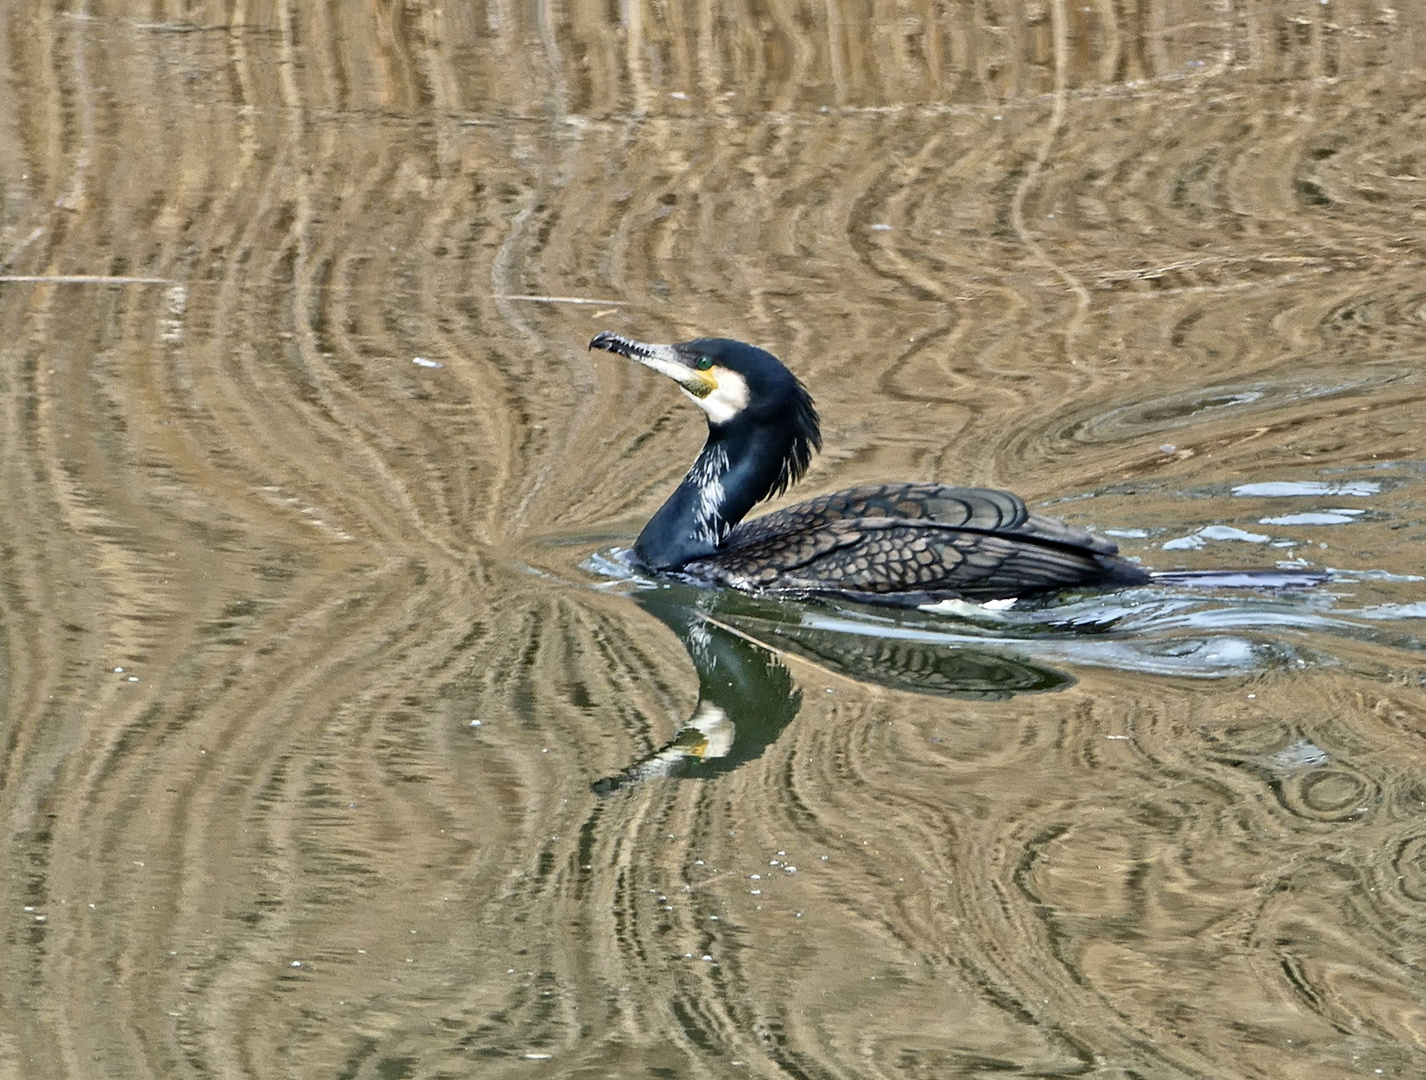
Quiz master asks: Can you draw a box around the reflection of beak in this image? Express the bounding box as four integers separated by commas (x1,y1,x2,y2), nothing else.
589,331,716,399
589,700,736,797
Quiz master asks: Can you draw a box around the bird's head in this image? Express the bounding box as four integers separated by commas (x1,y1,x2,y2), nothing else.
589,332,822,495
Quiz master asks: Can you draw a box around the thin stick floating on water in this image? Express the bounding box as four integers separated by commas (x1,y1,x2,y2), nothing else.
495,294,628,306
0,274,177,285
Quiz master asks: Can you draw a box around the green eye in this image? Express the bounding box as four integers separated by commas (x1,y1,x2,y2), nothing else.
695,356,713,371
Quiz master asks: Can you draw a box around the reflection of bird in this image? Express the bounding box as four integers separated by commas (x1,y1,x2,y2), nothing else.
589,582,1076,794
591,585,803,795
590,332,1149,605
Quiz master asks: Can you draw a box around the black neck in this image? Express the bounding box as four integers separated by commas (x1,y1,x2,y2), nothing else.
634,422,791,570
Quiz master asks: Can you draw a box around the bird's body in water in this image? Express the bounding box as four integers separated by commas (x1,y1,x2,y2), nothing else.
587,333,1315,606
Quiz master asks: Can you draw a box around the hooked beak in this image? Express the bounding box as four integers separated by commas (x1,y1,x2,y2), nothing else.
589,331,716,398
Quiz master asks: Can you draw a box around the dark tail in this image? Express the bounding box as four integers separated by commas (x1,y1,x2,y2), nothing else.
1148,569,1329,590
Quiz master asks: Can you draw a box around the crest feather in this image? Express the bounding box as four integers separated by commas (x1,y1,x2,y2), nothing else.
768,376,821,499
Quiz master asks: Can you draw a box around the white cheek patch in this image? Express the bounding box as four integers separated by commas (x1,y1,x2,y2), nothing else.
684,368,750,425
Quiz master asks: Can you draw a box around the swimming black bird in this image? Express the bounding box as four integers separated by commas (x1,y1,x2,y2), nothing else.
589,332,1152,606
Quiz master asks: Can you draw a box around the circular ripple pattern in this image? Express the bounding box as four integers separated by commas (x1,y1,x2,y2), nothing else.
1394,835,1426,905
1065,373,1401,444
1281,766,1378,822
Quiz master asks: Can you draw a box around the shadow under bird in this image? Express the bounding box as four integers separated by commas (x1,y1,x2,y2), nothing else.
588,332,1325,606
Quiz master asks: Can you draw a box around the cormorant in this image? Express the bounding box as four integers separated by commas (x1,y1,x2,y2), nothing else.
589,331,1153,605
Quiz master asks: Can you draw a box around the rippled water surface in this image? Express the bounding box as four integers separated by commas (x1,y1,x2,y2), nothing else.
3,2,1426,1077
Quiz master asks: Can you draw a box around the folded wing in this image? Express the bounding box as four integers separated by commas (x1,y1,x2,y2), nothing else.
695,484,1141,601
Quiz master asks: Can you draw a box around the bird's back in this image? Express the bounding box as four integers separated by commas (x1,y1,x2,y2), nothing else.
686,483,1147,603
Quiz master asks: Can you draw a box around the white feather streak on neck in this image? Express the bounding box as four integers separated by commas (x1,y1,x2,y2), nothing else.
687,443,730,546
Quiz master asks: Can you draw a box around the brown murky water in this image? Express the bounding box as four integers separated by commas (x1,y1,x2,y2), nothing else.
3,2,1426,1077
